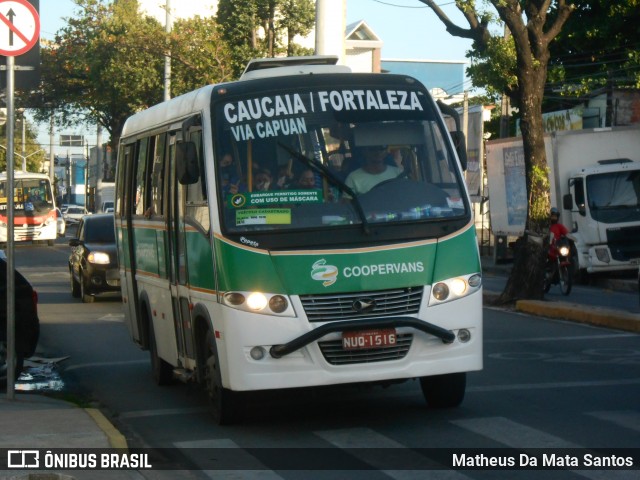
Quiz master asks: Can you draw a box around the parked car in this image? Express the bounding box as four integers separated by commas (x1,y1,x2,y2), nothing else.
56,208,66,237
68,214,119,303
1,253,40,383
64,206,90,225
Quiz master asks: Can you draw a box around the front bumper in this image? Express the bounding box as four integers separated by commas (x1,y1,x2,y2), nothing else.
83,266,121,294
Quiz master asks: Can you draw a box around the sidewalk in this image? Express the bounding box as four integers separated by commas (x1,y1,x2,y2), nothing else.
0,394,138,480
482,255,640,333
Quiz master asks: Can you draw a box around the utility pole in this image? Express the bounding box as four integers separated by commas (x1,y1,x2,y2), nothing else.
500,25,511,138
315,0,346,64
21,110,26,171
164,0,172,102
49,109,55,184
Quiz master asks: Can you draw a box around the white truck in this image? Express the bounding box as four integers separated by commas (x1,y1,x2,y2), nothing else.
95,180,115,213
486,126,640,276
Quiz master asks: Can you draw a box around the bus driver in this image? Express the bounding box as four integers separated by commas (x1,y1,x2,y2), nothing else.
344,145,402,195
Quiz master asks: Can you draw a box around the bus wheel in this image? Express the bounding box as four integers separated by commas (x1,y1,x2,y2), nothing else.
148,316,173,385
420,372,466,408
70,270,81,298
202,329,241,425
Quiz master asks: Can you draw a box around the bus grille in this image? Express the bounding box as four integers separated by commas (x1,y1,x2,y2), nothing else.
300,287,423,322
15,225,42,239
318,333,413,365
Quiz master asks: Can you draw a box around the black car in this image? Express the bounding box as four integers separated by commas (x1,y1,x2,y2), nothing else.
0,254,40,382
68,214,120,303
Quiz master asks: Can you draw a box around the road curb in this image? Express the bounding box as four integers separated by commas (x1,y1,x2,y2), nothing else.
515,300,640,333
85,408,128,450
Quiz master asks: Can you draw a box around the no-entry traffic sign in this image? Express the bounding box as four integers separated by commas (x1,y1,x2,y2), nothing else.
0,0,39,56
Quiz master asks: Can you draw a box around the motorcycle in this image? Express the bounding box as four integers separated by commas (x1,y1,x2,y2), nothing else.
543,234,573,295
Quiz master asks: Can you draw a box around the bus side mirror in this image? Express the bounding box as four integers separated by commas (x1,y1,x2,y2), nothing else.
450,131,467,171
563,193,573,211
176,142,199,185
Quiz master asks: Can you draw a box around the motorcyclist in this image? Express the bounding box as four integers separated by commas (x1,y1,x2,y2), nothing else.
549,207,569,260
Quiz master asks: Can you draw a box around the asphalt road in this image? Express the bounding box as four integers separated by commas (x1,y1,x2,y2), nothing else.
8,241,640,478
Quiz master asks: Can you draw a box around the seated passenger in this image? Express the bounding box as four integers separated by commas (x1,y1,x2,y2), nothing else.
219,152,245,196
345,146,402,195
253,169,273,191
295,169,317,189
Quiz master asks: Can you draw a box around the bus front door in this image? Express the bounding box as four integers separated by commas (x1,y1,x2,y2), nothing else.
167,134,196,369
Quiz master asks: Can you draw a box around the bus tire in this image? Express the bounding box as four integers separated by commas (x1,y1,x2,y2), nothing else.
148,314,173,386
202,329,241,425
420,372,466,408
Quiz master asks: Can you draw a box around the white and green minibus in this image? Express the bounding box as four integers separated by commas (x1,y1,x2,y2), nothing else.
115,56,482,424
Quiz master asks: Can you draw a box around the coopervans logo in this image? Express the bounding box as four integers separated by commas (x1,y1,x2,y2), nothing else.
311,259,338,287
311,258,425,287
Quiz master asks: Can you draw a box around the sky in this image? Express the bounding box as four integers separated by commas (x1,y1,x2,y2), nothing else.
34,0,474,151
40,0,473,60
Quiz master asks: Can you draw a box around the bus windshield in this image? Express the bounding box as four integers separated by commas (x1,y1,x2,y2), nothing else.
214,83,468,235
0,178,54,215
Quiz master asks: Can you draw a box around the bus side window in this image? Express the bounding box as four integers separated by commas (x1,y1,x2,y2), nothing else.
185,129,210,233
115,144,129,216
150,133,167,217
134,138,150,216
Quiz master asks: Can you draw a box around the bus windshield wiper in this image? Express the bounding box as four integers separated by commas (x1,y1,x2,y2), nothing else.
277,142,370,234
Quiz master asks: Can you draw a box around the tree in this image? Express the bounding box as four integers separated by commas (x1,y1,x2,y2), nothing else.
29,0,234,152
547,0,640,109
216,0,263,76
419,0,575,302
30,0,165,151
217,0,315,77
278,0,315,57
169,16,234,94
0,118,46,173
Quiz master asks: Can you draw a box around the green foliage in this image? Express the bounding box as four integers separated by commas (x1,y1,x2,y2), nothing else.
31,0,165,148
169,16,234,94
216,0,263,76
0,120,46,173
547,0,640,99
216,0,315,77
278,0,315,57
29,0,236,150
467,35,518,101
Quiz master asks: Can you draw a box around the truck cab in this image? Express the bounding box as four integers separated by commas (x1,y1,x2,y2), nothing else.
563,159,640,274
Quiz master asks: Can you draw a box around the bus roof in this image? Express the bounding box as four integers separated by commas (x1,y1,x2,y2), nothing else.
120,56,426,141
0,171,52,180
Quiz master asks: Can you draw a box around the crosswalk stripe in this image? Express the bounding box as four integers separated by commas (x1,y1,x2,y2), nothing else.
587,411,640,432
451,417,636,480
175,439,284,480
315,428,473,480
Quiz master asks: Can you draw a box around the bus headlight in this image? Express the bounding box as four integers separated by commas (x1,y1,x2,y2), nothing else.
429,273,482,306
223,291,295,317
247,292,268,311
88,252,110,264
269,295,288,313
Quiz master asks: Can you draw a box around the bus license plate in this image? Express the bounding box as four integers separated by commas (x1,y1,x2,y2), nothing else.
342,329,396,350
